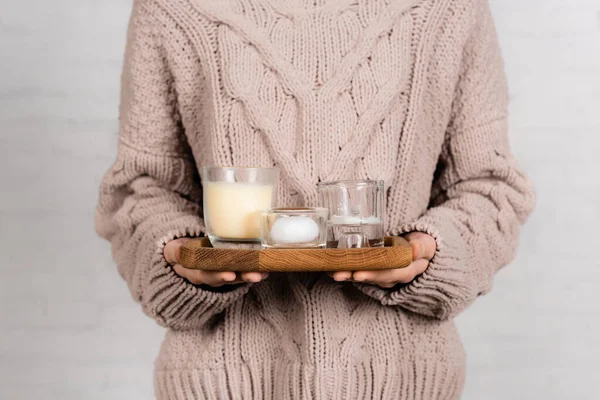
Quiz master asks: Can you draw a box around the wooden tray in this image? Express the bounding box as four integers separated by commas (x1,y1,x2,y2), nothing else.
179,236,413,272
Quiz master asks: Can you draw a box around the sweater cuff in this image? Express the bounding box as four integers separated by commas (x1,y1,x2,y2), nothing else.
355,215,476,320
142,225,251,329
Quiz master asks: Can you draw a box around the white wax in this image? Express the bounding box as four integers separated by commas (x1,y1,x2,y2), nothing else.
331,215,382,225
270,216,320,244
364,216,383,224
204,181,274,239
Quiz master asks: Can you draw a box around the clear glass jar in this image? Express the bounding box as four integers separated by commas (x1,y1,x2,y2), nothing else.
317,180,385,248
202,166,279,247
260,208,328,249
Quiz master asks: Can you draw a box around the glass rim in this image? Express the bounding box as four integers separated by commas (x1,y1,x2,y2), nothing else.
202,166,280,172
262,207,328,215
317,179,384,187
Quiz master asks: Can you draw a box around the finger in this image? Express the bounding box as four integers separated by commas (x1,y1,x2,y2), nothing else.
352,269,402,284
330,271,353,282
409,258,430,276
198,271,238,286
376,259,428,284
172,265,237,286
240,272,267,283
352,260,430,286
405,232,436,261
173,264,200,283
164,238,194,264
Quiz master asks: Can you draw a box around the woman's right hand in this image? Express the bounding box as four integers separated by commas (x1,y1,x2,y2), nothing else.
164,238,268,287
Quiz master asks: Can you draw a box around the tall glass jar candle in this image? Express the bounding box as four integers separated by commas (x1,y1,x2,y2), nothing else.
202,166,279,247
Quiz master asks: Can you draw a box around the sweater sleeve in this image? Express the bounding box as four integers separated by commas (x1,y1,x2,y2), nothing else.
357,0,535,320
95,0,249,330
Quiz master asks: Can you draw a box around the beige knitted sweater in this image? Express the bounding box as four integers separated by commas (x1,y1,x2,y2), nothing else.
96,0,535,398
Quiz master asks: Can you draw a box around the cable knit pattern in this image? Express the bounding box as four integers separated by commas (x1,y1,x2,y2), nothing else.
96,0,535,398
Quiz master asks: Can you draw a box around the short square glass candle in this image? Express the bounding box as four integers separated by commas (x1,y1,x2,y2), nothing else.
202,166,279,247
260,208,328,249
318,180,385,248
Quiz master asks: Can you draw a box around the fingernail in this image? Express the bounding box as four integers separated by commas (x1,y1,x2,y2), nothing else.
223,273,236,282
261,273,269,280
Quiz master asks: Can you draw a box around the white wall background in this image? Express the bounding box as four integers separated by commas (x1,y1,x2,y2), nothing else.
0,0,598,399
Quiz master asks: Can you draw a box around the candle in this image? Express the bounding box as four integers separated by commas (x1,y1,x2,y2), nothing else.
204,181,274,239
270,216,320,244
330,215,382,225
260,208,328,248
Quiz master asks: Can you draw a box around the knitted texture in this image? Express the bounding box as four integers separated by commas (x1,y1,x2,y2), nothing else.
95,0,535,398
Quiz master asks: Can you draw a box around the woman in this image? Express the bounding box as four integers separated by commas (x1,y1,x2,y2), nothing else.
96,0,535,398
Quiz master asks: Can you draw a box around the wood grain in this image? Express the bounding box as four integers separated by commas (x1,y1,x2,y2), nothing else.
179,236,413,272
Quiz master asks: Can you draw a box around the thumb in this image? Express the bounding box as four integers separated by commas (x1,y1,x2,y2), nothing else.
163,238,193,265
404,232,437,261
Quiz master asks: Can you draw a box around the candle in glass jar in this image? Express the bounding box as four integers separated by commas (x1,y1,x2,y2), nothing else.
260,208,328,249
204,181,274,239
270,216,320,244
330,215,382,225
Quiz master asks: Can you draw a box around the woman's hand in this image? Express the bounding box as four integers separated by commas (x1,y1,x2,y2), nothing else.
164,238,268,287
330,232,436,288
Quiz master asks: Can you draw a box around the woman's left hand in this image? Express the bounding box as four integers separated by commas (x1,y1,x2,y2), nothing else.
329,232,437,288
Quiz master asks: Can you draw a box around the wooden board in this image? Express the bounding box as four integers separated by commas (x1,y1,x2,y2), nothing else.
179,236,413,272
